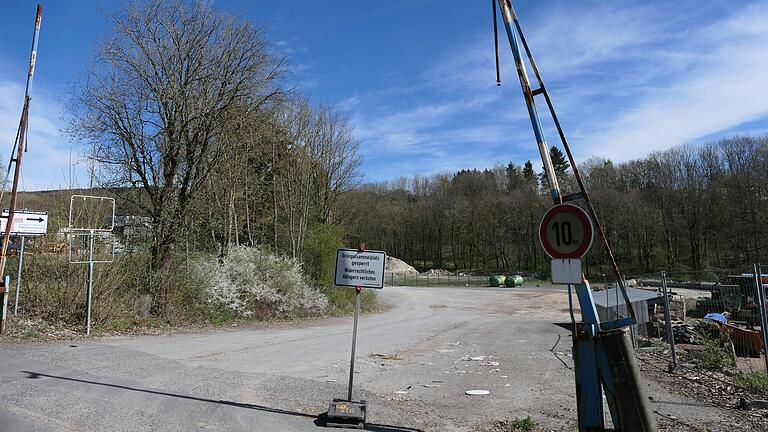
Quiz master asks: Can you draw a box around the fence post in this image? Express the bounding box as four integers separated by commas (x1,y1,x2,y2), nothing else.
753,263,768,374
661,271,677,371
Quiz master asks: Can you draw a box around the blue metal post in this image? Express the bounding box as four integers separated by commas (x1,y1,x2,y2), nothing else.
25,5,43,97
495,2,654,429
496,0,561,204
572,281,605,430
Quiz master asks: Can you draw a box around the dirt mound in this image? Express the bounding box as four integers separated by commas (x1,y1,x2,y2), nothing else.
386,256,418,274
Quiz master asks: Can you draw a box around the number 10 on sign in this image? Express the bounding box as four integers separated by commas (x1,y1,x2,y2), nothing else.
539,204,594,259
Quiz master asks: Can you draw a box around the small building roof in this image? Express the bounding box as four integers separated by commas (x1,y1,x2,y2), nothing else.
592,287,662,308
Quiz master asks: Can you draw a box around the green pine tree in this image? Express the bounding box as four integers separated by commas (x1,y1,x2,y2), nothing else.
540,146,570,187
505,162,522,192
549,146,570,175
522,160,536,181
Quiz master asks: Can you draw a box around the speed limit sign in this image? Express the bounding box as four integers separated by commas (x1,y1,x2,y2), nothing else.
539,204,594,259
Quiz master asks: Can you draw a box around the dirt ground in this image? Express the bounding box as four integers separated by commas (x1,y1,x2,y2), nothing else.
0,285,764,431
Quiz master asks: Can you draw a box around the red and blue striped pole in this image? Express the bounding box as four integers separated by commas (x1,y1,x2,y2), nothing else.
496,0,561,205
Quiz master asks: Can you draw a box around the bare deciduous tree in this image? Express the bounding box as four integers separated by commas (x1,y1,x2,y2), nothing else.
69,0,283,270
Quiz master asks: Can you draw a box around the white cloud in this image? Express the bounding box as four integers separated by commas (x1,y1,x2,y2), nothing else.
378,0,768,173
347,0,682,180
352,94,502,154
583,2,768,162
0,80,84,191
525,2,660,77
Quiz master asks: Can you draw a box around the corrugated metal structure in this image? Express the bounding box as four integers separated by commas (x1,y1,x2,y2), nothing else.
593,287,663,336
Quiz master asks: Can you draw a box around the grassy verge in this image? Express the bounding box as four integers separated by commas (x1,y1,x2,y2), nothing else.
735,372,768,394
7,246,376,338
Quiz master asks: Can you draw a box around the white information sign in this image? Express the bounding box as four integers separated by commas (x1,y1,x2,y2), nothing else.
334,248,386,289
551,258,584,285
0,209,48,237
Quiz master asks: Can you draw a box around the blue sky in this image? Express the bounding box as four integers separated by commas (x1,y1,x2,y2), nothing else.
1,0,768,190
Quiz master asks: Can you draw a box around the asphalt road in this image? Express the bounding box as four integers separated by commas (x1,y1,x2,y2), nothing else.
0,285,745,431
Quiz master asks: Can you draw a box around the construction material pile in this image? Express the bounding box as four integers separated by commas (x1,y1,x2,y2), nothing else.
385,256,418,275
421,269,452,277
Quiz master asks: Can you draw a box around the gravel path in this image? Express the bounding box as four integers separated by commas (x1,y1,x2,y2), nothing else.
0,285,751,431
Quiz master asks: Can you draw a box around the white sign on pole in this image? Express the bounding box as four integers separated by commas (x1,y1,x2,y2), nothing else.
334,248,386,289
551,258,584,285
0,209,48,237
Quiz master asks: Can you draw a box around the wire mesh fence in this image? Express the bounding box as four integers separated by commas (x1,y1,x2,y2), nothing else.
621,266,768,400
383,272,489,287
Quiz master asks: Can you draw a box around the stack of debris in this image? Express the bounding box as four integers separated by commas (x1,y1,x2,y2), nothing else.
421,269,452,277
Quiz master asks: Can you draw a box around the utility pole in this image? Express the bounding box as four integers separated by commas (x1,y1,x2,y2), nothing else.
0,5,42,334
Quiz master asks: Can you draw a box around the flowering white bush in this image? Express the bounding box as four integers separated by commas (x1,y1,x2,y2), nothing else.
199,246,329,318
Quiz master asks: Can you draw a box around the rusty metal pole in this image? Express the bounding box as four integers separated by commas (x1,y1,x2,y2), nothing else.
0,5,42,335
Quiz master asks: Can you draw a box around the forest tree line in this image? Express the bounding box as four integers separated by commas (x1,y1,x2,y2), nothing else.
341,136,768,277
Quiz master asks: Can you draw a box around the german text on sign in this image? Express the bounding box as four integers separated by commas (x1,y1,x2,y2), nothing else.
0,209,48,237
334,249,386,289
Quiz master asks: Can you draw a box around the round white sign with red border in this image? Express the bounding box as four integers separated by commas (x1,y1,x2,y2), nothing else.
539,204,594,259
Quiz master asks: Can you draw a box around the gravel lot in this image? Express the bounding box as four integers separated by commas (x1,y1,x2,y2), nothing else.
0,285,755,431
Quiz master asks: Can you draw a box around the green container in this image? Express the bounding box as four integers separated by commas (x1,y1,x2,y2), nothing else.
489,275,507,287
505,275,524,287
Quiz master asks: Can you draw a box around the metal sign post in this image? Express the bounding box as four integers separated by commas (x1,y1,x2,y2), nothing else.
13,236,25,316
68,195,115,335
494,2,655,428
326,244,386,429
660,271,678,371
347,285,362,402
753,264,768,374
2,209,49,316
86,230,95,335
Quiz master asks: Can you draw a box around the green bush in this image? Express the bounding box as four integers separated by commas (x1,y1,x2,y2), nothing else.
512,417,536,431
302,223,378,314
735,372,768,393
10,236,376,334
699,331,736,371
303,223,343,285
13,249,213,331
16,252,149,327
322,286,378,315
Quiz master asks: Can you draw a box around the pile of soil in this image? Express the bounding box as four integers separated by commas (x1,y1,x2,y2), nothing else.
386,256,418,274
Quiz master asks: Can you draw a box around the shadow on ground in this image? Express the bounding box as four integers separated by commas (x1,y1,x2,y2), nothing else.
22,371,423,432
